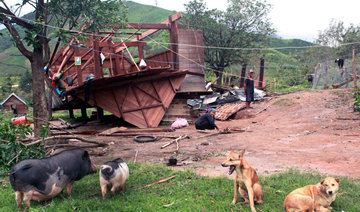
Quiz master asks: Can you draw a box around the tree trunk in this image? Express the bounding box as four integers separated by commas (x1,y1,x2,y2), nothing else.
214,68,224,85
31,49,48,138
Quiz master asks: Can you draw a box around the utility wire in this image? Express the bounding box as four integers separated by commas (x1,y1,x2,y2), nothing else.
2,11,360,51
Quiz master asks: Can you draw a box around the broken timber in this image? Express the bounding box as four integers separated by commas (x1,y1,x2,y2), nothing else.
47,12,207,128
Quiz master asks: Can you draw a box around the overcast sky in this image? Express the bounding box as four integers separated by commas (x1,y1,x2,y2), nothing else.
4,0,360,42
132,0,360,42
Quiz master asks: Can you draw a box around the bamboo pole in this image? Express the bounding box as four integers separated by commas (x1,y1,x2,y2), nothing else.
353,48,357,89
324,58,329,89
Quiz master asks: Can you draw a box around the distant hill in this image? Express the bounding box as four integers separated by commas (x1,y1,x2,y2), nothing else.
125,1,175,23
269,37,314,55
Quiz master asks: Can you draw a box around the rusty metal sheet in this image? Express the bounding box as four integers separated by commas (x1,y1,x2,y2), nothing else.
215,103,246,121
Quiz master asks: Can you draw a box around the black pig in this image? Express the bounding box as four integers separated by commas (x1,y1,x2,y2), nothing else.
9,148,97,209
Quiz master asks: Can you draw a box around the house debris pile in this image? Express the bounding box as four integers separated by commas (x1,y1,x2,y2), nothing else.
46,12,208,128
188,88,265,110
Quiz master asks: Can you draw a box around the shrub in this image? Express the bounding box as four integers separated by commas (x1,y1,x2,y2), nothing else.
354,89,360,112
0,116,46,174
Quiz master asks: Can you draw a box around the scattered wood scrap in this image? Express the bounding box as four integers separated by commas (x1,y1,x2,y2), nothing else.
99,127,174,136
336,117,360,121
215,103,246,121
103,133,180,139
24,135,107,149
195,128,245,139
138,175,176,189
161,135,190,149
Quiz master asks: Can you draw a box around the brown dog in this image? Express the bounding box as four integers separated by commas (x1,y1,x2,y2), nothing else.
221,150,263,212
283,177,340,212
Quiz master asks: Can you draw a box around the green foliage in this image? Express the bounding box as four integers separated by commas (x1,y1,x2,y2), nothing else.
269,37,314,55
316,20,360,55
0,164,359,211
0,116,46,174
184,0,274,81
353,89,360,112
125,1,175,23
49,0,127,33
19,70,32,92
0,76,12,93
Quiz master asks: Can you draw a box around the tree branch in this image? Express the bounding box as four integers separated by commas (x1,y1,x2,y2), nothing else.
2,20,33,59
0,6,34,30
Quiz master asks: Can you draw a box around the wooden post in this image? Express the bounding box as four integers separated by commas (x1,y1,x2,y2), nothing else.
345,68,349,88
138,44,144,60
353,48,357,89
81,107,88,121
259,58,265,89
240,63,247,88
48,88,53,120
93,36,103,79
69,108,75,119
324,58,329,89
169,15,179,69
75,48,83,85
96,106,104,122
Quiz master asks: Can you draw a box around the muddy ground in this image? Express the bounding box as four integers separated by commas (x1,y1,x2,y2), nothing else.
76,88,360,178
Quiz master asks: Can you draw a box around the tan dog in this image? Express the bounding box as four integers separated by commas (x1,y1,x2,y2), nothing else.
221,150,263,212
283,177,339,212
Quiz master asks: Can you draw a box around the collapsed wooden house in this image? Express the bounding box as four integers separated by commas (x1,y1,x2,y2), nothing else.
47,12,207,128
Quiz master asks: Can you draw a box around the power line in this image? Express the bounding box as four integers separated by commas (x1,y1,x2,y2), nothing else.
1,18,359,83
2,11,360,51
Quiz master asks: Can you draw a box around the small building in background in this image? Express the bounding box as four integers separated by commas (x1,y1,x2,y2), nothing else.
0,93,27,114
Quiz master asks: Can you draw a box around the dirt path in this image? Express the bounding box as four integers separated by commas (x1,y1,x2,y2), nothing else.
89,88,360,178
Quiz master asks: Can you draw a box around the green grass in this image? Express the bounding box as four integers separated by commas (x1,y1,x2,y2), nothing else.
1,163,359,211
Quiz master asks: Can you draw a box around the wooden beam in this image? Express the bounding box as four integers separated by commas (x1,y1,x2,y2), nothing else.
130,86,150,127
122,103,164,113
115,12,183,53
98,31,142,35
168,78,176,93
99,41,147,48
93,36,103,79
138,45,144,60
240,63,247,88
259,58,264,88
353,48,357,89
151,81,166,110
169,15,179,69
134,85,162,103
75,48,83,86
111,89,123,117
126,23,170,29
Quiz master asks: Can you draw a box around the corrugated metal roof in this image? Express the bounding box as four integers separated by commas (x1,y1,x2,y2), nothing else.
0,93,27,106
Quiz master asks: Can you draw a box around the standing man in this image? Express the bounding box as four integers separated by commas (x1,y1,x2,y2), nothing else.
195,108,219,130
244,69,255,110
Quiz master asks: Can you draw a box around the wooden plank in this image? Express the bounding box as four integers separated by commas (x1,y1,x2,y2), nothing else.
259,58,264,88
131,86,150,127
169,15,179,70
151,81,166,110
75,48,83,85
115,12,183,53
99,41,147,48
134,85,162,103
111,89,123,117
122,103,163,113
93,37,103,79
126,23,170,29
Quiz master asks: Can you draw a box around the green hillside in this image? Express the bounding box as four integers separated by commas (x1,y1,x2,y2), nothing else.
125,1,175,23
269,37,313,55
